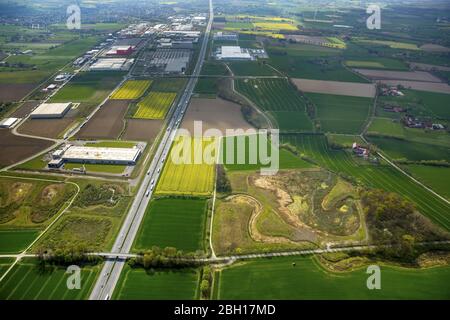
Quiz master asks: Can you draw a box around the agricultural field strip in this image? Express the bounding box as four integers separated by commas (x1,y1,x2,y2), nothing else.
135,91,177,119
0,176,80,283
292,136,450,229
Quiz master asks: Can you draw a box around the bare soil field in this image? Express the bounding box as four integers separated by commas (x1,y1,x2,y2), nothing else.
285,35,329,45
0,84,35,102
409,62,450,72
420,44,450,52
377,80,450,94
122,119,163,142
76,100,129,139
0,129,52,168
10,101,40,118
181,97,254,137
353,69,442,82
18,118,75,139
292,78,376,98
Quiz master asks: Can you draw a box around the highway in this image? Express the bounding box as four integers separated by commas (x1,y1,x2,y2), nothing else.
89,0,214,300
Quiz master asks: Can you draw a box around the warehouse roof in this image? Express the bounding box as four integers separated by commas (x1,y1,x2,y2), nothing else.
31,103,72,116
218,46,252,60
62,146,141,162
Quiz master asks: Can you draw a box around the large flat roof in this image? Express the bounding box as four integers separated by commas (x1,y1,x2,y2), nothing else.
62,146,141,162
219,46,252,59
31,103,72,116
90,58,127,70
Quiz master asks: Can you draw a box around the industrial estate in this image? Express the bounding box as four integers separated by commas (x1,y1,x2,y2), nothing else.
0,0,449,303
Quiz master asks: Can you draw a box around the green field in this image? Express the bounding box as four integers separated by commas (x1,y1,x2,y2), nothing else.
367,136,450,162
150,78,187,92
0,259,99,300
306,93,372,134
50,71,125,106
367,118,405,138
213,256,450,299
406,165,450,200
267,44,368,82
221,134,314,171
194,78,218,95
0,258,14,278
235,78,313,132
0,229,39,254
228,61,278,76
156,137,216,196
134,198,207,252
63,163,126,174
85,141,136,148
113,265,199,300
111,80,152,100
201,62,229,76
345,58,409,70
281,134,450,231
134,91,176,119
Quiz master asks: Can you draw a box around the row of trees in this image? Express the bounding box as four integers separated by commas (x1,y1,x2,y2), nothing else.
131,246,203,269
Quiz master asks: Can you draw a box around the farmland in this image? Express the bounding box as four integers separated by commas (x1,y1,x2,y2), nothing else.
228,61,279,76
50,71,125,107
305,93,372,134
0,130,53,169
213,256,450,299
0,259,100,300
406,165,450,200
156,137,216,196
76,100,129,140
367,136,450,162
0,229,39,254
134,92,177,119
133,198,207,252
235,78,313,132
292,79,376,98
122,119,163,143
281,134,450,231
111,80,152,100
113,265,199,300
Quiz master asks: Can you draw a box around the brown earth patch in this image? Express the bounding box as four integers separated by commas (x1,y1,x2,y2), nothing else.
0,84,35,102
0,129,53,168
420,44,450,52
353,69,442,82
181,97,254,137
409,62,450,72
76,100,129,140
292,78,376,98
122,119,163,142
18,118,75,139
377,80,450,94
10,101,40,118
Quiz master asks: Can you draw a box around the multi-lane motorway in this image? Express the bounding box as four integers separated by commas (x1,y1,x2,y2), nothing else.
89,0,214,300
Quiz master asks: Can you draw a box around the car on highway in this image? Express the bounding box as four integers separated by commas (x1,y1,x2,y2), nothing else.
145,190,150,197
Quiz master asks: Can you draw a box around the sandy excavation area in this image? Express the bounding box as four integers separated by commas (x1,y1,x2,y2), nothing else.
353,69,442,82
292,78,376,98
181,97,254,137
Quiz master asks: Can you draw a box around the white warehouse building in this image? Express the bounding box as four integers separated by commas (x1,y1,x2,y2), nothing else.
217,46,252,60
30,103,72,119
49,145,142,168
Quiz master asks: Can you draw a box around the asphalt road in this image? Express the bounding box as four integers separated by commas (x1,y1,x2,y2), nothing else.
89,0,214,300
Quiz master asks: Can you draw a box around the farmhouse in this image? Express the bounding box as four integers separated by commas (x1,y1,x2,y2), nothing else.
216,46,252,60
48,145,142,168
30,103,72,119
352,142,369,158
0,117,20,129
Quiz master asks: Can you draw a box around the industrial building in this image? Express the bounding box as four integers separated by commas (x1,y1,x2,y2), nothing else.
48,145,142,168
30,103,72,119
89,58,134,71
0,117,21,129
216,46,253,60
214,32,238,41
106,46,134,56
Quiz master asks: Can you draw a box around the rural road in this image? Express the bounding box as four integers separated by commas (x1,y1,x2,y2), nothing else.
88,0,215,300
